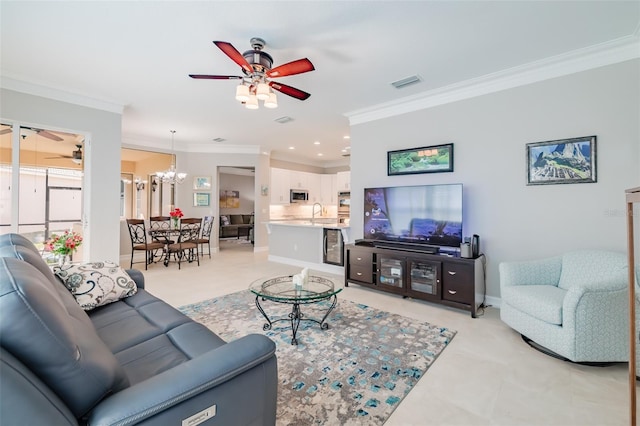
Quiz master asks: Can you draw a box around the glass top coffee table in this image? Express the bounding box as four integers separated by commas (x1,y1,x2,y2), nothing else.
249,275,342,345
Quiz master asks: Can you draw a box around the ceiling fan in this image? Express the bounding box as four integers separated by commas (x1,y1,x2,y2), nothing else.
189,37,315,105
46,144,83,164
0,127,64,141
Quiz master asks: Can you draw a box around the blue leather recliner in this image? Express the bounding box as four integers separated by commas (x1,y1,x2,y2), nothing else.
500,250,629,363
0,233,278,425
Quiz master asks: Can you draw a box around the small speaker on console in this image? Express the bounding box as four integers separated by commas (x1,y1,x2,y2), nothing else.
460,242,472,258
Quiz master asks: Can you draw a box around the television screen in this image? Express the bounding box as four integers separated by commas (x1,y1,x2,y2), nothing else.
363,184,463,248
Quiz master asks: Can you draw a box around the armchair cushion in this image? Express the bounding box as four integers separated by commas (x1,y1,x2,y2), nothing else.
53,261,137,311
501,284,566,325
558,250,628,290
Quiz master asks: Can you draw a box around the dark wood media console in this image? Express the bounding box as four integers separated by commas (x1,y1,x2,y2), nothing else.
344,243,485,318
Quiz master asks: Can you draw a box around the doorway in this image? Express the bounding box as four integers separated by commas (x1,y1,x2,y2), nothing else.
218,166,255,252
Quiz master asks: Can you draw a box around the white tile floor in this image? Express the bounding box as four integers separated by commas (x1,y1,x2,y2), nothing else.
135,241,634,426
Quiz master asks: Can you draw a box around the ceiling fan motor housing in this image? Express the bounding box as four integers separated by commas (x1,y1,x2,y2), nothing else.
73,144,82,160
242,50,273,75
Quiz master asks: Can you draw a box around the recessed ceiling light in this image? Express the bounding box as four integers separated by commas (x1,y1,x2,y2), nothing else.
341,149,347,153
288,146,295,150
317,153,323,156
313,141,320,145
343,135,350,139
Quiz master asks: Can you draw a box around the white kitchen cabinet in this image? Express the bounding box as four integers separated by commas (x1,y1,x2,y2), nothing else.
270,168,290,204
336,171,351,191
320,174,337,205
289,171,309,189
307,173,322,203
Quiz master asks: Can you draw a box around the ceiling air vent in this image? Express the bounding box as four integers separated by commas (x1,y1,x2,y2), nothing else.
274,116,294,124
391,75,422,89
212,137,226,143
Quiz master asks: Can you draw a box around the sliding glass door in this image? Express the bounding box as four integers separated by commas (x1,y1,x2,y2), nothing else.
0,123,84,257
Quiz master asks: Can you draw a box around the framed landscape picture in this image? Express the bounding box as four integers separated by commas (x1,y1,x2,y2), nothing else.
219,190,240,208
193,192,210,207
526,136,597,185
388,143,453,176
193,176,212,190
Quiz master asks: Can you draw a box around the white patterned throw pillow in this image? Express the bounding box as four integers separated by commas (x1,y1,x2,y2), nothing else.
54,261,137,310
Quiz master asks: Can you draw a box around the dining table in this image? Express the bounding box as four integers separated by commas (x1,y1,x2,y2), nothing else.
148,229,181,266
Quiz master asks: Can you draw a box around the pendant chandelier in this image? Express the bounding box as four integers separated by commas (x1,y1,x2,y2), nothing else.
156,130,187,184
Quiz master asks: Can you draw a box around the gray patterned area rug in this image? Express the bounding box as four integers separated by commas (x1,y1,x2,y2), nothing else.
179,291,456,425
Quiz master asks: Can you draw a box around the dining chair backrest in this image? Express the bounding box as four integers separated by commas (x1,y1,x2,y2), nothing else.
201,216,214,239
126,219,147,245
179,218,201,243
149,216,172,231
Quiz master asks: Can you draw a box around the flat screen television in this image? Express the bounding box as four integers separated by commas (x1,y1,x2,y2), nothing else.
363,183,463,249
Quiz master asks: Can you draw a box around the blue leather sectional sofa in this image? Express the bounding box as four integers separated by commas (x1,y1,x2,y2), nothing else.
0,233,277,425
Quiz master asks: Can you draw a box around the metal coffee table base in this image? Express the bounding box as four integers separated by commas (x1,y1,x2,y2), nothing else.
254,294,338,345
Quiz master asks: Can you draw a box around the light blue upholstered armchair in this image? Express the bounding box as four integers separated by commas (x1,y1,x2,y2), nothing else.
500,250,629,363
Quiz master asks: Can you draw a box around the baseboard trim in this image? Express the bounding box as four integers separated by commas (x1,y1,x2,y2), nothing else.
484,295,502,309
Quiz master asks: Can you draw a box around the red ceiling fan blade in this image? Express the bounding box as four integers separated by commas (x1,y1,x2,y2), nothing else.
269,82,311,101
267,58,315,78
213,41,254,74
37,130,63,141
189,74,243,80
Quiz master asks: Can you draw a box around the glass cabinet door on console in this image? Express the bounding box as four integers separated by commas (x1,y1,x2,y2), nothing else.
407,259,441,300
377,255,405,294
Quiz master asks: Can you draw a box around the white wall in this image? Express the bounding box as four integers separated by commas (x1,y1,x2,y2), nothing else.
349,60,640,300
1,89,122,261
175,152,270,252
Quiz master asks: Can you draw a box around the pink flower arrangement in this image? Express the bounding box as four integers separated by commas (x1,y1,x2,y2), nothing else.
169,208,184,219
45,231,83,256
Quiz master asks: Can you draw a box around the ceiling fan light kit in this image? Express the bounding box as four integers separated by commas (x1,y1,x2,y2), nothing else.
264,92,278,109
235,85,250,102
256,82,270,101
189,37,314,110
245,94,260,110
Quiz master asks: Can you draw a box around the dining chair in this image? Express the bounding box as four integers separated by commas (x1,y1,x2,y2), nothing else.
196,216,214,258
126,219,165,270
149,216,175,244
164,218,201,269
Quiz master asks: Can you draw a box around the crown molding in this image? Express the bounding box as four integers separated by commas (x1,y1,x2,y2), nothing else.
123,133,262,155
269,151,350,169
345,34,640,126
0,75,125,114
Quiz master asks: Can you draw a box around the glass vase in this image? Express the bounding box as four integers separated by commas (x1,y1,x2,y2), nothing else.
57,254,70,267
172,218,180,229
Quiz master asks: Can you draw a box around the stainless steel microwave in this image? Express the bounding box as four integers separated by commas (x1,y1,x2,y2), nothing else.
290,189,309,203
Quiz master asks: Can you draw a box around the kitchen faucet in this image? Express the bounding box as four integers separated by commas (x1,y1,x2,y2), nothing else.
311,202,323,224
